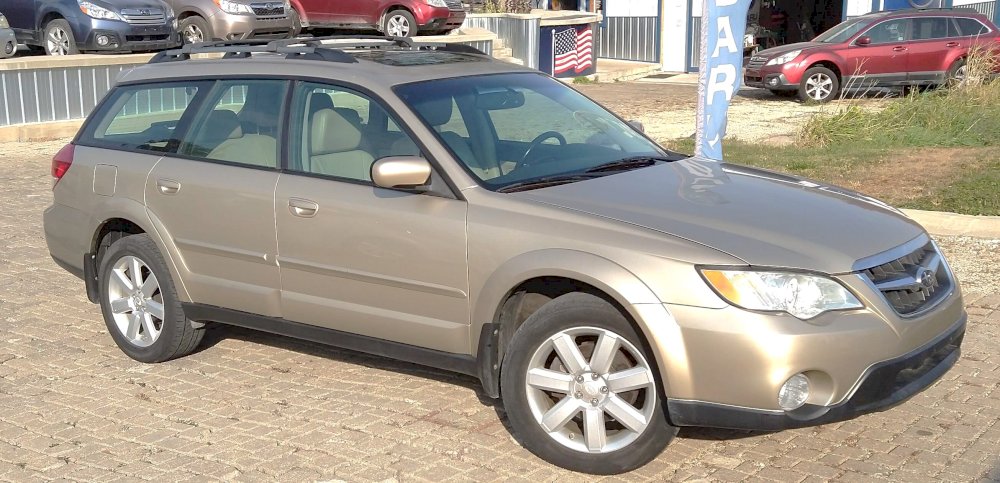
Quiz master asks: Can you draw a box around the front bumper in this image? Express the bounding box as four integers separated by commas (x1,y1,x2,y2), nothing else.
744,70,796,91
668,315,964,430
418,8,466,31
207,12,295,41
81,18,180,52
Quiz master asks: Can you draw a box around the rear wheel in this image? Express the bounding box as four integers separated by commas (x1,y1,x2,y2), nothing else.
99,234,204,363
382,10,415,37
500,292,676,474
798,66,839,103
946,58,967,88
44,19,79,55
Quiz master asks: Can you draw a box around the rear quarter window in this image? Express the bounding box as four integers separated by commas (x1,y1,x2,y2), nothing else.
954,18,990,37
79,82,209,152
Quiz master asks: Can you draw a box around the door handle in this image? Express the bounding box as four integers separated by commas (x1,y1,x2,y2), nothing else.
892,46,907,52
288,198,319,218
945,42,960,48
156,179,181,195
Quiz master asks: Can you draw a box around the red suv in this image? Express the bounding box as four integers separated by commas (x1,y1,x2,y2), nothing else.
290,0,467,37
745,8,1000,102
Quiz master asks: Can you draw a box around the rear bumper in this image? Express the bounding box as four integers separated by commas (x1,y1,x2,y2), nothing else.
207,12,296,40
43,202,91,278
668,314,965,430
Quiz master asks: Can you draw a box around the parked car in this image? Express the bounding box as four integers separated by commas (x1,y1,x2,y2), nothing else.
44,37,966,474
745,8,1000,102
0,12,16,58
290,0,466,37
166,0,296,44
4,0,180,55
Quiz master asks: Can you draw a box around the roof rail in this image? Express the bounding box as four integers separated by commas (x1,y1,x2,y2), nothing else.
147,35,488,64
872,7,980,14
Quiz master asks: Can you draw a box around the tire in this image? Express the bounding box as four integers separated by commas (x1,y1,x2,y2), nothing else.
769,89,797,98
946,58,967,88
500,292,676,475
180,16,213,44
3,40,15,57
798,66,840,103
382,10,416,38
98,234,204,363
44,19,79,56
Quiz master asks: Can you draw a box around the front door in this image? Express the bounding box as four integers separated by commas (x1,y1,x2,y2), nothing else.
846,18,912,87
274,81,470,354
145,79,288,317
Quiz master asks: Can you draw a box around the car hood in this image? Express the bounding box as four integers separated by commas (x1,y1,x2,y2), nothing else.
96,0,170,12
755,41,826,59
515,158,925,274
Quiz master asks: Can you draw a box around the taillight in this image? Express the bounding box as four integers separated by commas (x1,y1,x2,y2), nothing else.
51,143,75,188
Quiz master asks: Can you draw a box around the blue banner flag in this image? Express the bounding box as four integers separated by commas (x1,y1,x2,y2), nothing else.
696,0,753,161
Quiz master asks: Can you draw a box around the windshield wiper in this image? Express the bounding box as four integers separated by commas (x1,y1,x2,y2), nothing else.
496,174,601,193
584,155,677,173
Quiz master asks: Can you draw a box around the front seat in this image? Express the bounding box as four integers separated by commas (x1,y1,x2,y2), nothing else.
309,108,374,181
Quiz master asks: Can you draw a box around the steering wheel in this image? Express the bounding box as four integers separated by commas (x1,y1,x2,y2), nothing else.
517,131,567,169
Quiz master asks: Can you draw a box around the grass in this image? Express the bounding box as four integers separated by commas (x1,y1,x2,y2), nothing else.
662,78,1000,215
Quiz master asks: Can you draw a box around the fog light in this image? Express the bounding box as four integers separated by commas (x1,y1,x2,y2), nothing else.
96,34,111,46
778,373,810,410
768,77,780,87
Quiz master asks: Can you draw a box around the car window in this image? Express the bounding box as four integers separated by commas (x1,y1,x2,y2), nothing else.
815,19,872,43
289,82,422,182
178,80,288,168
912,17,951,40
487,90,604,145
80,82,208,152
954,18,989,37
865,19,909,44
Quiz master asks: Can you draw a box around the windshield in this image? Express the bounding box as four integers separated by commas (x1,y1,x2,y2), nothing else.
813,18,872,43
395,73,671,191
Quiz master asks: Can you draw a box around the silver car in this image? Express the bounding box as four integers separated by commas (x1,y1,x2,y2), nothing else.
0,13,16,58
43,37,966,474
167,0,295,43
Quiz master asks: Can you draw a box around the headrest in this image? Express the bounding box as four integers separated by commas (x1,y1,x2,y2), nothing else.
309,93,335,115
334,107,363,128
413,96,453,126
310,108,362,155
206,109,242,140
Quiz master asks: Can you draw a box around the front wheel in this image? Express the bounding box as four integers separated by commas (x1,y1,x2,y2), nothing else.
98,234,204,363
500,292,676,475
44,19,79,55
382,10,416,38
179,16,212,44
798,66,840,103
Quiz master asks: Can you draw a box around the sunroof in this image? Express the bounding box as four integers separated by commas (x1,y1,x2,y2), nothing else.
351,50,487,66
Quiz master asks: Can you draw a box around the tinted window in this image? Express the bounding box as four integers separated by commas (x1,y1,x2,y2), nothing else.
955,18,989,37
178,80,288,168
289,82,421,182
815,19,872,43
866,19,909,44
912,17,951,40
81,82,207,152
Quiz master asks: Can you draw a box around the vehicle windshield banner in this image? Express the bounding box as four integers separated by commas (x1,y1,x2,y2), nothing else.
695,0,753,161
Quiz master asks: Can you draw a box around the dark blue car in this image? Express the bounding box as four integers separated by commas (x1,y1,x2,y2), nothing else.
4,0,179,55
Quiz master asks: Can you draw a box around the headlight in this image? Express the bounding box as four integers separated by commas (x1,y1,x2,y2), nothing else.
765,49,802,66
0,14,9,29
214,0,254,14
426,0,449,7
700,268,862,319
78,1,125,21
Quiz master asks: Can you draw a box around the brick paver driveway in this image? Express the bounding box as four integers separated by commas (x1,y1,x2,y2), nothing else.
1,140,999,482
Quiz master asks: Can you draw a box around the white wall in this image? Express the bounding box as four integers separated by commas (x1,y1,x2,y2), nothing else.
661,0,692,72
846,0,874,17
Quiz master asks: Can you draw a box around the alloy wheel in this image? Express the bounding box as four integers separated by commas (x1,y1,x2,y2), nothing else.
952,65,967,86
805,73,834,101
46,27,70,55
386,15,411,37
524,326,657,454
106,255,165,348
183,25,205,44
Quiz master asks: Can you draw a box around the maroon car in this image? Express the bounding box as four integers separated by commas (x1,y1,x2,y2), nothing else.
745,8,1000,102
290,0,466,37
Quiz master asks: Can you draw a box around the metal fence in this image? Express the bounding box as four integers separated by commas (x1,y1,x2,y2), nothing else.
689,16,702,71
462,15,541,69
960,1,998,23
596,16,659,63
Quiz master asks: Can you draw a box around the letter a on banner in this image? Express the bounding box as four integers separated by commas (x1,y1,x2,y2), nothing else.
695,0,753,160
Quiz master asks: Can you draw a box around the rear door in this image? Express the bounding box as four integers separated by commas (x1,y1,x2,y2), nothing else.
907,16,956,83
847,18,912,86
273,81,470,354
144,79,288,317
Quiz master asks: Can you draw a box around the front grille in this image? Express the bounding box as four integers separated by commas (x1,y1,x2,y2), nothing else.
861,242,952,316
747,55,767,70
849,324,963,409
251,2,286,17
445,0,465,10
120,8,166,25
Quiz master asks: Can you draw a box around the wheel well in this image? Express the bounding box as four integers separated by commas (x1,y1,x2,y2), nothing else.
39,12,64,30
93,218,145,263
809,61,842,82
380,5,415,26
176,11,202,21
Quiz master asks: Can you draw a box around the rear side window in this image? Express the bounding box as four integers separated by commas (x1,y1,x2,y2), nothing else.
80,82,209,152
912,17,951,40
954,18,989,37
178,80,289,169
866,19,910,44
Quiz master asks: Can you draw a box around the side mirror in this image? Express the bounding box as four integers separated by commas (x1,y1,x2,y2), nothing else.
856,36,871,46
628,120,645,133
371,156,432,191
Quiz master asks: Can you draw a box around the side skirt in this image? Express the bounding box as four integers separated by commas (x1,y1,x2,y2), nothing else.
182,303,480,379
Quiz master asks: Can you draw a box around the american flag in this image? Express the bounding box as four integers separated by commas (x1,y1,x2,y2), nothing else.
552,26,593,75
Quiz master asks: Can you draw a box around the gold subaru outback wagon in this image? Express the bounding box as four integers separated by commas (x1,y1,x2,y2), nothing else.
43,37,966,474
